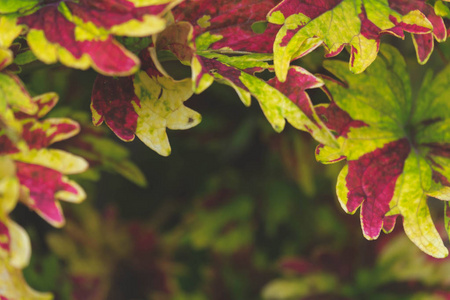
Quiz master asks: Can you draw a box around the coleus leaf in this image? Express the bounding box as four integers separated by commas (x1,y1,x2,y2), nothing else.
191,52,335,145
389,0,448,64
267,0,445,81
57,111,147,187
435,1,450,19
12,158,87,227
0,157,50,300
0,16,38,140
16,0,178,75
91,49,201,156
0,257,52,300
154,8,336,145
0,157,23,266
0,1,39,14
46,203,133,300
0,93,79,155
0,57,38,144
0,15,23,49
315,44,450,258
1,93,88,227
172,0,280,53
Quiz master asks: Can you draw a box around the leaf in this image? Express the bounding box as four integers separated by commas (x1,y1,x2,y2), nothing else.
0,219,31,269
91,49,201,156
0,257,52,300
57,111,147,187
390,0,448,64
154,8,337,146
17,0,177,75
262,274,337,300
187,194,254,254
1,93,80,155
11,158,86,227
0,158,47,299
0,15,23,49
0,92,88,227
268,0,441,81
0,157,19,215
0,70,37,146
0,0,38,14
172,0,281,53
435,1,450,18
316,44,450,258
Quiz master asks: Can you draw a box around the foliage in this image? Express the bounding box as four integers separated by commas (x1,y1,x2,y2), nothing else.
0,0,450,298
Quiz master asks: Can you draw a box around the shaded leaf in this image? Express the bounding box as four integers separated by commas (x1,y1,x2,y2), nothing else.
262,273,337,300
57,111,147,186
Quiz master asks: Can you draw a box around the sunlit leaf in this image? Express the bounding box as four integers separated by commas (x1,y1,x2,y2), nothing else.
154,17,337,146
0,257,52,300
17,0,177,75
316,44,450,258
267,0,444,81
173,0,280,53
0,93,88,227
91,50,201,156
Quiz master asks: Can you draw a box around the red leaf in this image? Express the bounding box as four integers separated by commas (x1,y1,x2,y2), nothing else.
389,0,447,63
0,94,80,155
173,0,280,53
346,139,410,239
0,221,11,252
16,162,80,226
316,101,367,138
91,75,139,141
18,0,173,75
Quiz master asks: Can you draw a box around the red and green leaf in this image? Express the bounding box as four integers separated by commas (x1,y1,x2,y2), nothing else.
316,44,450,258
14,160,86,227
17,0,177,75
0,71,37,146
0,92,88,227
91,49,201,156
153,2,337,146
172,0,280,53
389,0,447,64
57,111,147,187
267,0,443,81
1,93,80,155
0,157,49,299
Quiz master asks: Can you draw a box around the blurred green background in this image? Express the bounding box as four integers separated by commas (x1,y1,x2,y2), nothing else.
12,35,450,300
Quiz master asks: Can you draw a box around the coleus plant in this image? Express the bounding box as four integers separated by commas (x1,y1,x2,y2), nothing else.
0,0,449,297
315,44,450,258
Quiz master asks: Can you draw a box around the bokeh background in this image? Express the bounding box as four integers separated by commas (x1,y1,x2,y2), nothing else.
12,35,450,300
